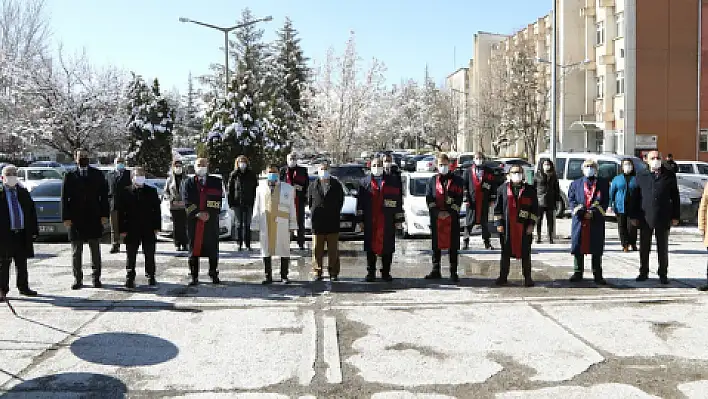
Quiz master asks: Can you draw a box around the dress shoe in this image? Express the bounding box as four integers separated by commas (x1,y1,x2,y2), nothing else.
0,291,7,302
148,276,157,286
494,278,508,286
211,277,221,285
450,274,460,283
18,288,37,296
125,279,135,289
281,277,291,284
462,240,469,251
594,277,608,285
569,273,584,282
313,275,324,282
660,276,670,285
109,245,120,254
262,277,273,285
71,281,82,290
188,278,198,286
330,276,339,281
549,238,554,244
524,279,535,287
622,246,629,252
381,274,393,282
698,284,708,291
536,238,542,244
484,240,494,250
635,275,649,282
364,274,376,282
238,246,243,252
631,244,638,251
93,280,102,288
424,271,442,280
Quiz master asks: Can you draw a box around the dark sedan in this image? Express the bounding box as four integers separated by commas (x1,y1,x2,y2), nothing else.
402,154,429,172
330,164,368,190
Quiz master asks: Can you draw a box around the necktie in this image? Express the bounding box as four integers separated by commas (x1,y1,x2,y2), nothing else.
10,189,21,230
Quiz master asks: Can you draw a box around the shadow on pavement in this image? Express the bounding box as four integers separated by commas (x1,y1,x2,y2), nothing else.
13,294,201,313
70,333,178,367
1,372,127,398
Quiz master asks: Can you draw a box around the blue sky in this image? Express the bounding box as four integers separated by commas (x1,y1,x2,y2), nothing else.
45,0,550,94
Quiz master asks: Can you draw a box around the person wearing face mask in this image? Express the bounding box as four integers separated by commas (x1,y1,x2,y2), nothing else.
106,156,131,254
424,154,464,282
664,153,679,174
227,155,258,251
382,154,401,179
462,152,496,250
165,159,188,251
117,167,161,288
357,158,405,282
493,165,538,287
609,159,639,252
629,150,680,284
280,153,309,251
182,158,224,286
253,164,298,284
567,159,610,285
533,160,561,244
307,161,345,281
61,149,109,290
0,165,39,302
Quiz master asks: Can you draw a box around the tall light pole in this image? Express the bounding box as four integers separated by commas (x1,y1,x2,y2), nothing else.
550,2,558,167
179,15,273,98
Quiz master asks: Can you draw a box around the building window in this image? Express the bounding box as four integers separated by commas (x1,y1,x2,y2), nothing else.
596,76,605,99
620,48,625,58
619,109,624,118
596,21,605,45
615,12,624,38
701,129,708,152
615,71,625,95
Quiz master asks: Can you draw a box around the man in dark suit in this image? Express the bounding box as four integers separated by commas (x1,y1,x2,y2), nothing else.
106,156,131,253
630,150,680,284
0,165,39,301
118,167,161,288
280,152,309,250
664,153,679,174
308,161,345,281
61,149,110,290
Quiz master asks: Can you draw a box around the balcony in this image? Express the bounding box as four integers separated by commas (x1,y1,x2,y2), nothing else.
581,6,596,17
599,0,615,8
599,55,616,65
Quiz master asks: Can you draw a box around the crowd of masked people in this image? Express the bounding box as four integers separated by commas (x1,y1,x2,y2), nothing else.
1,147,705,302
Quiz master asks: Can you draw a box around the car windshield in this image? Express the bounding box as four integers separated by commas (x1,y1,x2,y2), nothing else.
30,183,62,197
330,166,366,178
409,177,428,197
26,169,62,180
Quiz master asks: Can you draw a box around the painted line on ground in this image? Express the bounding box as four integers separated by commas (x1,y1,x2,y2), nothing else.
323,315,343,384
299,310,316,385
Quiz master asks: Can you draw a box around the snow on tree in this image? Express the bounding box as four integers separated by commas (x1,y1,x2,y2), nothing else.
125,74,174,176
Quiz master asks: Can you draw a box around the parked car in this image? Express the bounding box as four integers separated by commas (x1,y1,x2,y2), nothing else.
675,160,708,186
303,176,362,238
159,175,234,240
30,180,111,238
17,167,64,192
402,154,429,172
398,169,468,238
28,161,65,169
415,155,436,173
329,164,368,190
496,157,533,172
145,178,166,197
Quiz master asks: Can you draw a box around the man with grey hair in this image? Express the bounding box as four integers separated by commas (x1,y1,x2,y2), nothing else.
117,167,161,288
0,165,39,301
106,156,131,253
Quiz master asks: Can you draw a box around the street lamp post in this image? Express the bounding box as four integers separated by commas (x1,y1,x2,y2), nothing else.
550,2,558,167
179,15,273,98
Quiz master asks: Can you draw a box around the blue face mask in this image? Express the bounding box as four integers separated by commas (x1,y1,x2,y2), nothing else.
267,173,279,182
116,163,125,171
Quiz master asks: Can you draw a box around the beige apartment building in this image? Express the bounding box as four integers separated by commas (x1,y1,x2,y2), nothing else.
450,0,703,161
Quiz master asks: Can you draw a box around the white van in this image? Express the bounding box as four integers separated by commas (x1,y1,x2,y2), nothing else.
535,152,648,216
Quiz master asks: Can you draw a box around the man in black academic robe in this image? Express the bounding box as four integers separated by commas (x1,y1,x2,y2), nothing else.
357,158,404,282
425,154,464,282
182,158,224,286
118,167,161,288
493,166,539,287
462,152,497,250
280,153,309,250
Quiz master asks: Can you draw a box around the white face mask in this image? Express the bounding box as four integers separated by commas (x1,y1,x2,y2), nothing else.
173,167,183,174
238,162,247,170
543,164,552,172
649,159,662,170
584,167,596,177
371,166,383,177
438,165,449,175
319,170,330,179
622,164,633,174
510,173,522,183
287,160,297,168
4,176,18,187
195,166,208,177
134,176,146,186
474,159,483,166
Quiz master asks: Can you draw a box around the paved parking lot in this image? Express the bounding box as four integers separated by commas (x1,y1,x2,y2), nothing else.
2,219,708,398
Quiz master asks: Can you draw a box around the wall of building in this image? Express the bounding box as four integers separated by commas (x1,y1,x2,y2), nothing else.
635,0,698,160
700,0,708,161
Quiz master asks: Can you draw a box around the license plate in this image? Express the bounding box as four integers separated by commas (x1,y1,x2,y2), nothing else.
340,221,352,228
39,225,55,233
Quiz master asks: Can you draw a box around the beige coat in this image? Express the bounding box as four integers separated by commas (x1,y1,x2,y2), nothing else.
699,182,708,246
252,181,298,257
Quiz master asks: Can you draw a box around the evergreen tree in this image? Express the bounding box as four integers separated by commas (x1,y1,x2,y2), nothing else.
125,74,174,176
274,17,310,123
175,72,203,148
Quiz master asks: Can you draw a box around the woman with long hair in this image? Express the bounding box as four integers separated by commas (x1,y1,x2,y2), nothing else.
533,159,561,244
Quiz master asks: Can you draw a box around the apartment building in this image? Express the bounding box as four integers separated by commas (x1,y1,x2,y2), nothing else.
455,0,703,161
445,66,472,151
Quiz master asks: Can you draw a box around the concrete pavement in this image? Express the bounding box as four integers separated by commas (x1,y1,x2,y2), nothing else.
1,219,708,398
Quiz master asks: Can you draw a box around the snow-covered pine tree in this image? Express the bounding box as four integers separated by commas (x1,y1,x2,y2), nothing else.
273,17,311,143
125,74,174,176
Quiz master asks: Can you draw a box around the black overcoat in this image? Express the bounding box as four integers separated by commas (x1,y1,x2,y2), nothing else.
629,166,680,229
182,175,223,258
106,169,132,211
61,167,109,241
117,184,161,244
308,177,345,234
0,184,38,258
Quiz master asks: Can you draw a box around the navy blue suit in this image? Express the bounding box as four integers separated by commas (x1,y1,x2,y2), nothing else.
568,176,609,280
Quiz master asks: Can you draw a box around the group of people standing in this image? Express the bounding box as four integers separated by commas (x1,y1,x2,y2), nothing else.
0,147,705,302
